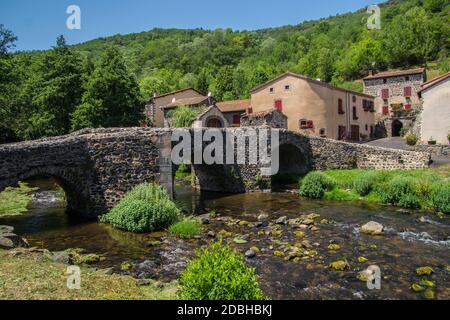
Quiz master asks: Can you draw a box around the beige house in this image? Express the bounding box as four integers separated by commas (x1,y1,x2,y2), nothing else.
419,71,450,145
250,72,375,141
144,88,210,127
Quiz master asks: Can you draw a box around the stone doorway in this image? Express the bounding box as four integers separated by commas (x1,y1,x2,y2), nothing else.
392,119,403,137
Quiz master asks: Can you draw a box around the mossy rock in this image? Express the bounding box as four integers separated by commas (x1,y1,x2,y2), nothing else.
121,262,132,271
423,289,435,300
330,260,349,271
238,220,249,227
74,254,105,265
416,266,434,276
358,257,369,263
218,229,232,238
411,283,425,292
271,230,282,238
274,251,285,257
250,246,260,253
294,231,305,238
233,238,248,244
327,244,341,251
306,213,321,220
419,279,435,287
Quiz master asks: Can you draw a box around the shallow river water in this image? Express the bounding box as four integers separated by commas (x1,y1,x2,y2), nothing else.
1,179,449,300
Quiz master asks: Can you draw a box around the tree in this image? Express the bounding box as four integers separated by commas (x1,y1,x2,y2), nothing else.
210,65,234,101
71,46,144,130
168,105,203,128
0,24,17,55
383,7,443,66
139,75,170,100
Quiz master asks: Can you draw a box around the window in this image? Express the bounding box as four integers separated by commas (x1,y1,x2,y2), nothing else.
269,87,274,94
248,107,253,114
405,76,410,81
338,99,345,114
319,128,326,136
404,104,412,111
382,106,389,115
338,126,346,140
383,79,387,84
365,124,369,131
284,85,291,91
307,121,314,129
274,100,283,112
300,119,308,129
381,89,389,100
404,86,412,97
352,96,357,103
353,106,358,120
232,115,241,125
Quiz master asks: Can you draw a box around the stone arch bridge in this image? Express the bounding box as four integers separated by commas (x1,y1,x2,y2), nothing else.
0,128,430,218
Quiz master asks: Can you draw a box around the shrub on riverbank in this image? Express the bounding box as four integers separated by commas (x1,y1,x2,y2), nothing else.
300,168,450,213
100,183,181,233
169,218,201,239
430,185,450,214
179,241,265,300
299,172,335,199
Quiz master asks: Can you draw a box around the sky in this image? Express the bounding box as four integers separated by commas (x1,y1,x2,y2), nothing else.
1,0,379,51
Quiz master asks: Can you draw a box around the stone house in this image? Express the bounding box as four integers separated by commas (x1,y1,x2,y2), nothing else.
144,88,211,128
216,99,250,127
192,105,229,128
363,68,426,138
241,109,288,128
418,71,450,145
250,72,376,142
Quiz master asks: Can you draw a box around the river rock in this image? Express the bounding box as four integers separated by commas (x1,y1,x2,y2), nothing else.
257,214,269,222
51,251,73,264
360,221,384,235
198,214,210,225
245,249,256,259
0,232,30,250
275,216,288,225
0,225,14,233
137,260,157,270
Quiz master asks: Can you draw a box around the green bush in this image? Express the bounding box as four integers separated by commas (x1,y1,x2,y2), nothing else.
169,105,203,128
353,172,379,196
378,177,415,205
100,183,181,233
405,133,419,146
169,218,201,239
179,241,265,300
430,185,450,214
398,193,421,209
300,172,335,199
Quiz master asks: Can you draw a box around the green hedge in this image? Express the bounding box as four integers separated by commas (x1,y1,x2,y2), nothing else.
179,241,265,300
100,183,181,233
431,185,450,214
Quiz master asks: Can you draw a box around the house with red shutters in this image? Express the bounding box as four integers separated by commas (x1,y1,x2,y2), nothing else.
363,68,426,138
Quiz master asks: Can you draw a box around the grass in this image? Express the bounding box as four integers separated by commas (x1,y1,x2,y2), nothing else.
175,164,192,183
0,249,178,300
0,182,38,217
169,218,201,239
316,167,450,212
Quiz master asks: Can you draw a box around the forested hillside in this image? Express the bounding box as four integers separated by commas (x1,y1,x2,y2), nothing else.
0,0,449,143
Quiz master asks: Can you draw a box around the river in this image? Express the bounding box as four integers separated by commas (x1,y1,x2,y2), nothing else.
1,178,449,300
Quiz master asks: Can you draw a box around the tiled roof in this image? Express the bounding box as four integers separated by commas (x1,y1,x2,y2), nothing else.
216,99,251,113
363,68,426,80
420,71,450,93
162,96,210,109
251,72,374,98
242,109,287,118
150,88,203,101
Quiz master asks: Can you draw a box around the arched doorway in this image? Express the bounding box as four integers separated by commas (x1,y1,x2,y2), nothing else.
206,118,223,128
392,119,403,137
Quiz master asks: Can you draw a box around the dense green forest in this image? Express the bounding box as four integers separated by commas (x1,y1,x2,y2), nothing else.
0,0,449,143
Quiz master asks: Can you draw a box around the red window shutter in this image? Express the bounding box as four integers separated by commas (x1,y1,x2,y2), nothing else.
274,100,283,111
233,115,240,125
381,89,389,100
404,86,412,97
404,104,412,111
382,106,389,115
307,121,314,129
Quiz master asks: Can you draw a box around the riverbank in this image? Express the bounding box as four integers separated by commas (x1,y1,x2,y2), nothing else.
0,248,178,300
0,183,38,217
302,166,450,213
